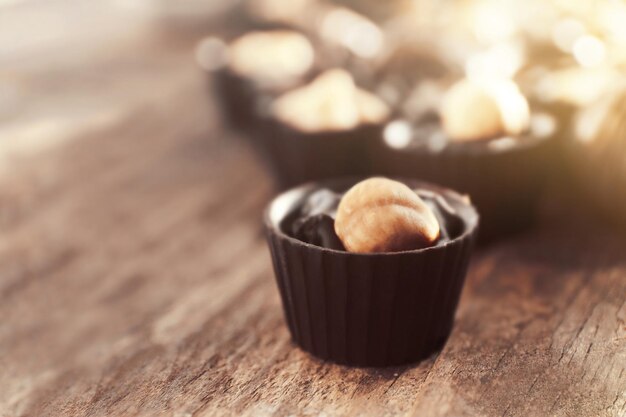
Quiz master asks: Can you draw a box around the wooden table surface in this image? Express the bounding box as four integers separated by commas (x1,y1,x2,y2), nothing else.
1,2,625,416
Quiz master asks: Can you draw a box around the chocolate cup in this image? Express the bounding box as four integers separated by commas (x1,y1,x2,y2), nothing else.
213,69,265,133
264,178,478,367
212,71,379,189
258,121,385,190
371,135,557,244
568,131,626,231
208,24,307,132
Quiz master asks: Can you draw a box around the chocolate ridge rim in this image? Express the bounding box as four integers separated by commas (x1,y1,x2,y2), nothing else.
381,108,559,157
382,128,555,157
264,177,479,256
268,117,389,138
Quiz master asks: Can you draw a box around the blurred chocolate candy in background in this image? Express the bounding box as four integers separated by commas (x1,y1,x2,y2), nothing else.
192,0,626,242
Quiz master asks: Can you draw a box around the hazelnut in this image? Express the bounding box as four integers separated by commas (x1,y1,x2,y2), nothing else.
334,178,440,253
229,30,314,84
441,78,530,142
441,79,505,142
272,69,390,132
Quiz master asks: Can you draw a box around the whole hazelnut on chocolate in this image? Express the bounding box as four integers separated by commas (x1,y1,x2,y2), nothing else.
335,178,440,253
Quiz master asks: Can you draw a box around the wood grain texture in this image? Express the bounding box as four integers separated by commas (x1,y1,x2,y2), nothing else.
0,2,625,416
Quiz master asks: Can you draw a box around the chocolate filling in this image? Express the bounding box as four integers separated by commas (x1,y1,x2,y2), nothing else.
284,187,465,252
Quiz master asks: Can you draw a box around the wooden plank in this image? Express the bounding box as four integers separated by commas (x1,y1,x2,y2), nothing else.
0,1,624,416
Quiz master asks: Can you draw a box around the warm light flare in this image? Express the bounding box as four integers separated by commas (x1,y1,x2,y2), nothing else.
383,120,413,149
465,42,525,80
552,18,586,52
470,3,517,44
320,7,384,58
598,2,626,43
488,79,530,136
572,35,606,68
530,113,557,138
534,67,618,106
576,97,612,144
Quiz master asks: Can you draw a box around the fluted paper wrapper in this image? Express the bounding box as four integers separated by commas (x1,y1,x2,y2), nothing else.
259,122,383,190
213,70,261,132
265,180,478,366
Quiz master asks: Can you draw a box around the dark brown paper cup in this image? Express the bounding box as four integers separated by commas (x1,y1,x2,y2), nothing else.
569,132,626,231
258,122,384,189
264,179,478,366
213,69,263,132
212,69,383,190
